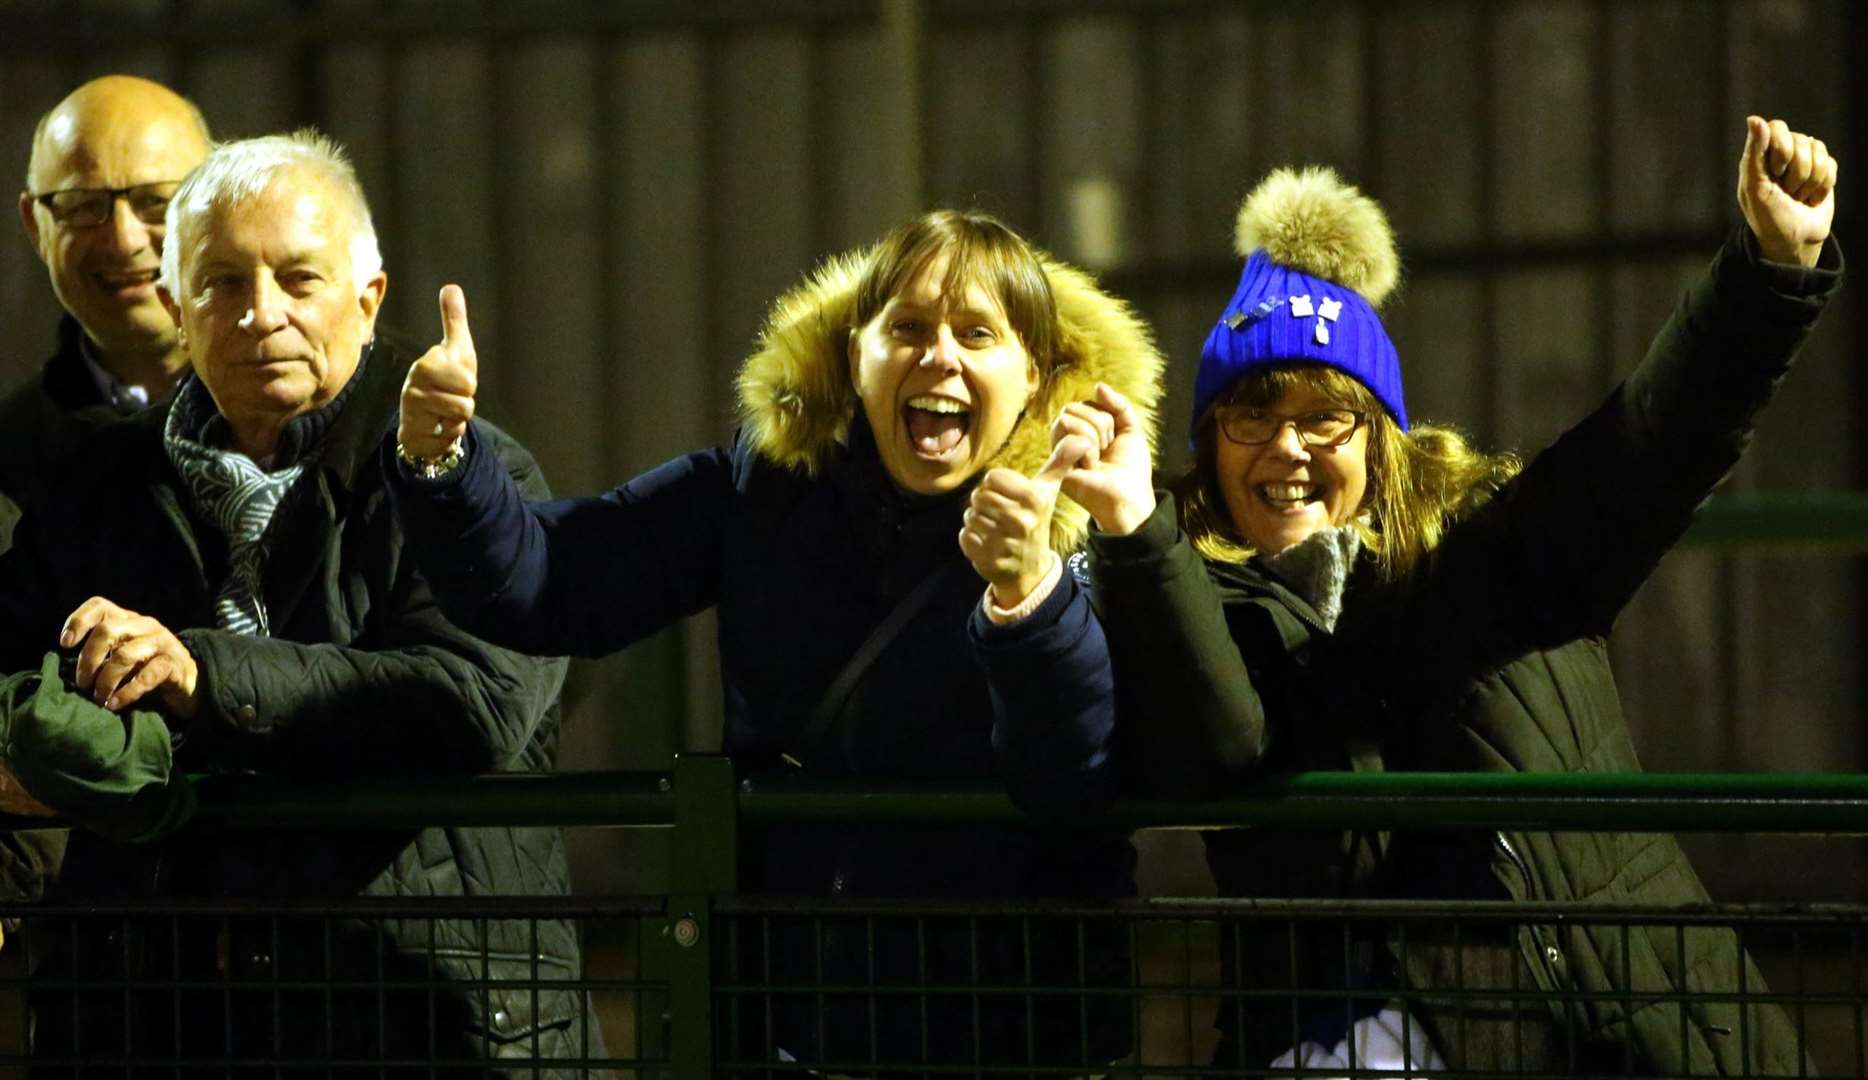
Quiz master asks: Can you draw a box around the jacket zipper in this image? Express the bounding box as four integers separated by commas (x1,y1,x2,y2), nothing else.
1494,831,1531,887
1496,831,1574,1024
1240,578,1332,640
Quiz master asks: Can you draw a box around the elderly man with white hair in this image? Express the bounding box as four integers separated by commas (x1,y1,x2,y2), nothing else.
0,130,595,1074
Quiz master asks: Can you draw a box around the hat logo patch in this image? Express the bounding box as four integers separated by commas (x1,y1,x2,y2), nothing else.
1290,294,1342,345
1223,293,1343,344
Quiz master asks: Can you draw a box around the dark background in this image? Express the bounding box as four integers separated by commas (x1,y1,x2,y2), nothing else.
0,0,1861,903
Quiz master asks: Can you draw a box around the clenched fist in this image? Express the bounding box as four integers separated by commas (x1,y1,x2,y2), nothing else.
1739,115,1837,269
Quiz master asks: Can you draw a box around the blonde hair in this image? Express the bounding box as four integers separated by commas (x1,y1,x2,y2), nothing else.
1174,364,1520,582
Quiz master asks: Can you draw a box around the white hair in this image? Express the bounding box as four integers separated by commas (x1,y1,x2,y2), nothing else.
159,128,383,297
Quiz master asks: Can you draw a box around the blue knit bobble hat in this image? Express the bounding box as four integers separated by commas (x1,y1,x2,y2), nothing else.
1193,167,1406,444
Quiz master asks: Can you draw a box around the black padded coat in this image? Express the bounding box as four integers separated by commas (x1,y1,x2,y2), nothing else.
0,338,596,1073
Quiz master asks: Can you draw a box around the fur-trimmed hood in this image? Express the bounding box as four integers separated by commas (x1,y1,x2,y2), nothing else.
736,245,1164,553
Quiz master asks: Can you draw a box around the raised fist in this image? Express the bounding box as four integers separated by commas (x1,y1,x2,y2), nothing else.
1739,115,1837,269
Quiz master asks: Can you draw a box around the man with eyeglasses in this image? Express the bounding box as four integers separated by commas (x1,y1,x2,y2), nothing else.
2,75,211,549
0,77,206,956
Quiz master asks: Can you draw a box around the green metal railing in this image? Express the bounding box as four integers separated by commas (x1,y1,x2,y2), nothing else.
17,759,1868,1076
1685,493,1868,551
182,759,1868,834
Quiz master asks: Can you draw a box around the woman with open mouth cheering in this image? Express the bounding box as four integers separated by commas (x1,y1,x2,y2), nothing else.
384,208,1164,1075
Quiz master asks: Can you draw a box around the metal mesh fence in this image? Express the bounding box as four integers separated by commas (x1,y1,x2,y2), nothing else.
709,897,1861,1078
0,893,1857,1077
0,897,664,1078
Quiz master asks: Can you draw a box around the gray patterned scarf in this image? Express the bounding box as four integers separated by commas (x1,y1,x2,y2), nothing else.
162,381,312,636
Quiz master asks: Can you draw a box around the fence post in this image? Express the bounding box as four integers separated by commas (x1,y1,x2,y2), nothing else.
664,754,737,1077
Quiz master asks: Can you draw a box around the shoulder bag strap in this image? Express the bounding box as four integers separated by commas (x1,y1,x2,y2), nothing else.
790,562,964,766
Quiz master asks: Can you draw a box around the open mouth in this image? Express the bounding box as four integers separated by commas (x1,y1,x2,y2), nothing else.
94,268,160,295
903,395,972,461
1256,482,1322,510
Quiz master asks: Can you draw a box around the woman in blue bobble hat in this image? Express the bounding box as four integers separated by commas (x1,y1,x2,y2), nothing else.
1049,116,1840,1074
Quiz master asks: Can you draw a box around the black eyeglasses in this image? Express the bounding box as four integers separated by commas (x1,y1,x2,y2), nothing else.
1216,406,1366,447
29,181,183,228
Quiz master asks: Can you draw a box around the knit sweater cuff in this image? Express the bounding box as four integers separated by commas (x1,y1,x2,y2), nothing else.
981,550,1062,625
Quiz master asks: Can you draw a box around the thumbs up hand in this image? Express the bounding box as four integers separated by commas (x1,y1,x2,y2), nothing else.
1052,383,1156,537
961,428,1102,609
398,284,480,458
1739,115,1837,269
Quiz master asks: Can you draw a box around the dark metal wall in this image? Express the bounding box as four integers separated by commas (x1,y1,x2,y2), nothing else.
0,0,1859,896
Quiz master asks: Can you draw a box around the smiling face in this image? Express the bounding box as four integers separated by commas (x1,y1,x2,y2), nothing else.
19,78,210,365
165,169,385,458
848,250,1041,495
1214,378,1370,556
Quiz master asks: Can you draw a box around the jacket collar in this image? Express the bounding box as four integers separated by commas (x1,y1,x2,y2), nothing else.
831,410,972,562
46,315,194,417
42,316,111,413
733,244,1165,554
1208,556,1335,645
295,336,407,491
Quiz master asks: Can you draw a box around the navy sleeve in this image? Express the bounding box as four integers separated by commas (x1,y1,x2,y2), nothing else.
383,422,734,658
969,567,1119,820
